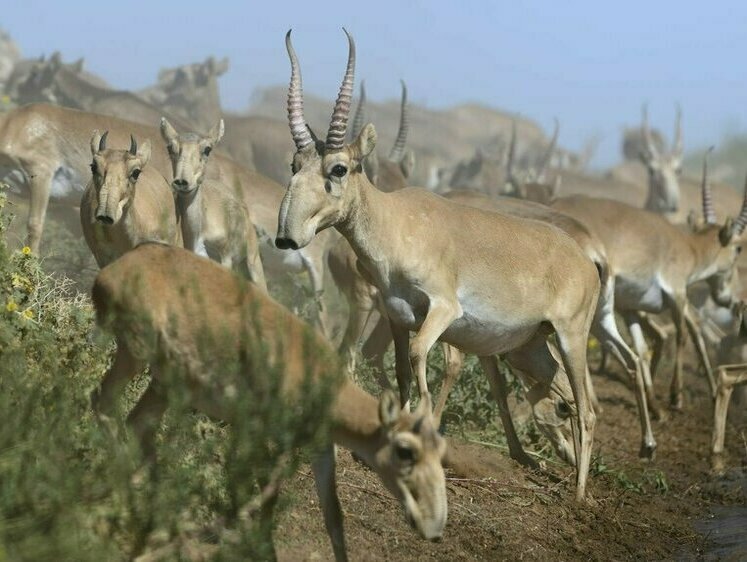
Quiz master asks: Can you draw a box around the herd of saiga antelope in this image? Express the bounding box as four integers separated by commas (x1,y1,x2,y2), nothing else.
2,28,747,559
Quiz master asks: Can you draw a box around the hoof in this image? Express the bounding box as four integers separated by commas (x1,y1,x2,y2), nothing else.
513,453,540,471
669,396,684,411
710,454,725,475
638,442,657,461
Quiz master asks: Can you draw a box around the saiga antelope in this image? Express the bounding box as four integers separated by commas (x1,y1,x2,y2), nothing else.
159,117,267,289
275,30,600,500
553,150,746,410
90,243,447,561
80,132,179,267
0,104,331,334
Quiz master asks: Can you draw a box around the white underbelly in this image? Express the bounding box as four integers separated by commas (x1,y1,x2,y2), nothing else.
615,276,664,312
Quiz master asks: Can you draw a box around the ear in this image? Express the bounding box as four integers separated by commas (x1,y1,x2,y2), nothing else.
90,130,102,156
353,123,377,160
378,390,400,429
160,117,179,145
71,58,84,73
400,149,416,179
364,150,380,184
137,140,152,167
208,119,225,145
719,217,737,246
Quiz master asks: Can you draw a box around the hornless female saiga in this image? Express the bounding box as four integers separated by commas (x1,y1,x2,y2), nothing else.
275,29,600,501
159,117,267,289
90,243,447,561
80,132,179,267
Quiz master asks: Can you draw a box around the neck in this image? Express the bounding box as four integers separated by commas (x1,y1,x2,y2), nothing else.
330,380,384,465
335,178,395,279
175,188,203,252
685,229,720,284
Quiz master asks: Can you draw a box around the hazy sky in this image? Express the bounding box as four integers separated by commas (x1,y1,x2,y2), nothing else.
3,1,746,167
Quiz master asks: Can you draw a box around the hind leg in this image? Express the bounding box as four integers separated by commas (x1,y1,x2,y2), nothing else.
433,344,464,422
25,166,54,253
480,355,538,469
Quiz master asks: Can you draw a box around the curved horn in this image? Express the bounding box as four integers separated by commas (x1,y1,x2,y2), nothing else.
129,135,138,156
672,104,683,158
701,146,716,224
98,131,109,152
505,119,517,185
349,80,366,141
641,104,660,160
389,80,409,162
536,117,559,180
285,30,314,150
735,173,747,234
325,28,356,150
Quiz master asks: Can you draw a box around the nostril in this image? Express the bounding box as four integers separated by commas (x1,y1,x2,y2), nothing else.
173,179,187,187
275,237,298,251
96,215,114,225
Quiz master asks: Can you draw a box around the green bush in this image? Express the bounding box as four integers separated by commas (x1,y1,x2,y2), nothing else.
0,187,336,560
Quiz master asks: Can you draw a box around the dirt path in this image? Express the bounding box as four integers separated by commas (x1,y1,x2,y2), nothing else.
273,351,747,561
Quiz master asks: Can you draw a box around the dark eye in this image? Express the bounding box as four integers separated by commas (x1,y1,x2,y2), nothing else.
555,400,572,419
330,164,348,178
395,444,414,462
130,169,141,181
203,146,212,157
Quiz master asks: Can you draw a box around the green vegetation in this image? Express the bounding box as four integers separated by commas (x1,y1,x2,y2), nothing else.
0,188,336,560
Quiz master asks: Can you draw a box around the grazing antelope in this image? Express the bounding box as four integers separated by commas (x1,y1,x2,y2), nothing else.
80,132,179,267
90,243,447,561
159,117,267,289
553,150,746,410
276,30,600,500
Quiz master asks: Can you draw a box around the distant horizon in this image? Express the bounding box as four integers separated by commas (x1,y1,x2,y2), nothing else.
3,1,746,168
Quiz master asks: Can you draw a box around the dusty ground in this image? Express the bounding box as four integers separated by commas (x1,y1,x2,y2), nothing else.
273,350,747,561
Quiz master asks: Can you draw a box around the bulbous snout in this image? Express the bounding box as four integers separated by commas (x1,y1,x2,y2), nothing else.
275,237,299,250
171,178,195,194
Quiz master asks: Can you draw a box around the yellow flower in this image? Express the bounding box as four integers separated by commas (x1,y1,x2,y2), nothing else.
22,309,34,320
21,246,32,256
5,300,17,313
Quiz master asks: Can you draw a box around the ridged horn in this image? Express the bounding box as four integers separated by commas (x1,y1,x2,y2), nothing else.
505,119,517,185
672,104,683,159
325,28,356,150
735,173,747,234
285,30,314,150
98,131,109,152
389,80,409,162
536,117,559,180
701,146,716,224
641,104,660,160
350,80,366,141
129,135,137,156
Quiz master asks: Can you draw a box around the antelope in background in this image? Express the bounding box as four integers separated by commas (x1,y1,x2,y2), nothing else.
90,243,447,561
276,29,600,500
159,117,267,289
553,149,747,412
80,132,179,267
